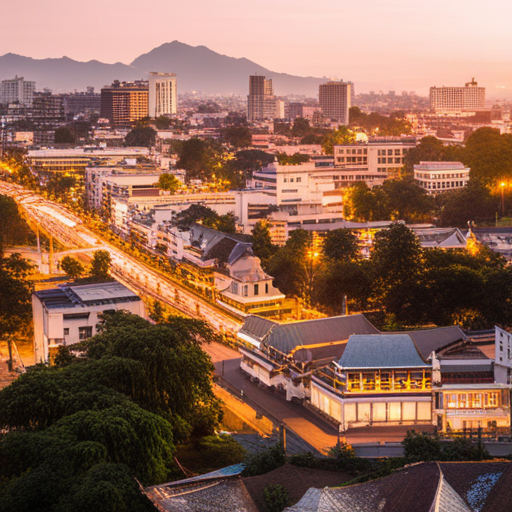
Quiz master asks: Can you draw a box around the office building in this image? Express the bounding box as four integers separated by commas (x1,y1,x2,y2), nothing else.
429,78,485,113
101,80,149,127
148,72,177,118
414,161,470,195
32,280,146,362
62,88,101,116
0,76,36,106
247,75,276,121
319,80,351,125
333,137,417,183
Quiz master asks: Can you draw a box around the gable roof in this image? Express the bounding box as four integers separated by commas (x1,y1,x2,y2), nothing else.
265,314,380,355
339,334,429,368
239,315,278,342
407,326,466,360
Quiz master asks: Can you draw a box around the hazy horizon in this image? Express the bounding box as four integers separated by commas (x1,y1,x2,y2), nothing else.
1,0,511,98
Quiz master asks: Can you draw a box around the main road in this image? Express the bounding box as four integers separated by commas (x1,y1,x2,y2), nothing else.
0,180,243,335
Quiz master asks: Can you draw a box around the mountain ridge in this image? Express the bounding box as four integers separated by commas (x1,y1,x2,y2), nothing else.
0,41,324,96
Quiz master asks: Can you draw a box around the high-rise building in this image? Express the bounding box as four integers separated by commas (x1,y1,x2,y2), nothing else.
1,76,36,106
148,72,177,118
429,78,485,113
319,80,351,125
247,75,276,121
62,88,101,116
100,80,149,127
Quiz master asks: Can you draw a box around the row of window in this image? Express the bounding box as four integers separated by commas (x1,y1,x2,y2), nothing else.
337,157,368,164
444,392,500,409
283,177,302,183
336,148,368,155
416,173,469,179
418,180,467,189
63,326,92,340
232,282,270,296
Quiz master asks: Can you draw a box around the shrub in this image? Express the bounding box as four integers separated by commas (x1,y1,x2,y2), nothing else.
442,438,489,461
402,430,442,462
263,484,290,512
242,444,285,477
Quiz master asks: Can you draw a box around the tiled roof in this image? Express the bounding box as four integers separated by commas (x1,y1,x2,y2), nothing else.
440,364,493,374
339,334,429,368
239,315,278,341
407,326,466,360
266,314,379,355
284,462,441,512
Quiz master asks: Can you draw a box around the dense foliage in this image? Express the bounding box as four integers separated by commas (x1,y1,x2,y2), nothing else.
0,311,223,510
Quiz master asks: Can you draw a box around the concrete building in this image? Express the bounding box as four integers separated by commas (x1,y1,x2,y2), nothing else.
414,161,470,195
430,78,486,113
100,80,149,127
32,281,146,363
62,88,101,116
334,137,417,183
247,75,276,121
249,161,345,214
319,80,351,125
1,76,35,106
148,72,177,118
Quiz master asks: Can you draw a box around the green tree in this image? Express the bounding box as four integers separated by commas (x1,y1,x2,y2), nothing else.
0,195,32,251
402,431,442,462
172,204,220,230
264,484,290,512
380,179,433,222
60,256,85,279
251,220,278,267
222,126,252,148
291,117,310,137
90,250,111,279
154,116,172,130
158,173,181,193
54,126,76,144
370,224,424,321
402,136,454,174
124,125,157,148
322,229,360,263
176,138,210,180
322,126,356,154
276,152,310,165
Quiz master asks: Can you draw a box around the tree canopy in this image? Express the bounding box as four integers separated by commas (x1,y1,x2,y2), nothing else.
60,256,85,279
158,173,181,193
90,250,111,279
124,125,157,148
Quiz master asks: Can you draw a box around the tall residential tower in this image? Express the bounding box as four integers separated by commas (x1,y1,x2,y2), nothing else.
429,78,485,113
319,80,351,125
247,75,276,121
0,76,36,107
148,72,177,118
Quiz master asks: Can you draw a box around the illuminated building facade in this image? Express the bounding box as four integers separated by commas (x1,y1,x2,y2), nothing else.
429,79,485,113
101,80,149,127
148,72,177,117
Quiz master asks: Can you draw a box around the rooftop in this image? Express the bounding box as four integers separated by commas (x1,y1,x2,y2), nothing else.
414,161,467,170
339,334,429,369
407,326,466,360
34,281,141,309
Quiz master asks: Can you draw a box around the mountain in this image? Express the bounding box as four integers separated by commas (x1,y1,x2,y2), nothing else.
0,42,324,96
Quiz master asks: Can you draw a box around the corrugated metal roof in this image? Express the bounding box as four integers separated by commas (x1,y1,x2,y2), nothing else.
339,334,429,368
239,315,278,341
441,364,493,373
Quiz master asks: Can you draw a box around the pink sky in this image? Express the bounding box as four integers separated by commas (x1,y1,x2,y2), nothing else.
1,0,511,97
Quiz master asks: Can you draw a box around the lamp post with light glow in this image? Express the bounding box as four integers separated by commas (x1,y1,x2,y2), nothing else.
501,182,506,218
306,250,319,310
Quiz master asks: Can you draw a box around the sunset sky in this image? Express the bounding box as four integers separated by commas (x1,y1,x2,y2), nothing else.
1,0,511,97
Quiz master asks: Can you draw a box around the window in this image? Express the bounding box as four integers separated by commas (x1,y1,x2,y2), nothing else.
394,149,400,155
243,285,248,297
265,283,269,294
296,177,301,182
254,284,259,296
78,326,93,341
232,282,239,294
388,149,393,156
63,328,69,336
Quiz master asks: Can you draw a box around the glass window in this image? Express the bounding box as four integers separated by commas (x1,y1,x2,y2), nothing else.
459,394,467,408
348,373,360,391
373,402,386,421
63,328,69,336
265,283,269,294
254,284,259,296
380,372,391,391
403,402,416,420
388,149,393,155
394,371,407,390
362,372,375,391
357,403,371,422
296,177,301,182
78,326,93,341
388,402,401,421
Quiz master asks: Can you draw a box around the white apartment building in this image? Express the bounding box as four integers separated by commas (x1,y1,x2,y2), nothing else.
414,161,470,195
333,137,417,184
249,161,343,215
1,76,36,106
430,79,485,113
319,80,351,125
148,72,178,117
32,281,146,363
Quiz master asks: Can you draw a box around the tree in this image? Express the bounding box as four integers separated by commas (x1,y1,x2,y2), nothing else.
90,250,111,279
54,126,76,144
60,256,85,279
370,224,424,321
154,116,172,130
276,152,310,165
176,138,212,181
438,181,497,227
380,179,433,222
158,173,181,193
251,220,278,267
0,195,32,251
402,136,456,174
291,117,310,137
172,204,220,230
124,125,157,148
264,484,290,512
222,126,252,148
322,126,356,154
322,229,360,263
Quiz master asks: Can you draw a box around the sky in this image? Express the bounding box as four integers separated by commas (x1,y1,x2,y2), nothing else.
1,0,511,97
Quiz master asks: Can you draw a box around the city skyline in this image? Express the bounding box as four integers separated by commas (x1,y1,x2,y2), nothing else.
1,0,511,97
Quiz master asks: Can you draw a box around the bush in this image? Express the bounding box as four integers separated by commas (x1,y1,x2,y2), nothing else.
242,444,286,477
402,431,442,462
442,438,489,461
263,484,290,512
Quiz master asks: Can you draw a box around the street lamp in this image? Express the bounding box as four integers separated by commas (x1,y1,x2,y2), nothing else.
500,182,506,219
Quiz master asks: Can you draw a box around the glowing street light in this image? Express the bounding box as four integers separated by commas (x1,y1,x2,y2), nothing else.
501,182,506,217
